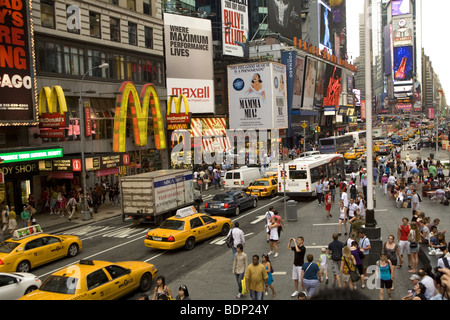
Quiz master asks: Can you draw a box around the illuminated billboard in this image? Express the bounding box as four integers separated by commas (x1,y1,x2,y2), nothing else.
267,0,302,40
392,0,410,16
318,0,333,54
393,46,413,81
0,0,37,126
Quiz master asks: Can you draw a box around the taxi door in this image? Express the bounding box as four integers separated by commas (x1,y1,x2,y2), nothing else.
103,265,137,299
85,269,114,300
189,217,207,241
200,215,220,237
23,238,45,268
41,236,66,264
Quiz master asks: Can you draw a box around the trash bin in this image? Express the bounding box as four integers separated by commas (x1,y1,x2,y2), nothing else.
286,200,298,221
430,153,434,160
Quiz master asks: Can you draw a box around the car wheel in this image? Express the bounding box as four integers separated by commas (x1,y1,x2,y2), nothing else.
221,223,230,236
252,199,258,208
185,237,195,250
67,243,79,257
16,261,31,273
24,286,39,295
139,272,153,292
234,206,240,216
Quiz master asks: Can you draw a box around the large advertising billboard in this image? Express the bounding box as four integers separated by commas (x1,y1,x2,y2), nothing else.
313,61,327,110
267,0,302,40
330,0,347,60
222,0,249,58
318,0,333,54
392,16,413,47
392,0,410,16
0,0,37,126
227,62,288,130
302,57,317,111
393,45,413,82
164,13,215,114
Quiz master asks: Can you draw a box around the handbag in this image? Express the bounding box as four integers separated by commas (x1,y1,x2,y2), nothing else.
241,277,248,295
344,257,360,283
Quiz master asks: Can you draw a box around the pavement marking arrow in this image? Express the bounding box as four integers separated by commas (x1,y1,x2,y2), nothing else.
250,215,267,224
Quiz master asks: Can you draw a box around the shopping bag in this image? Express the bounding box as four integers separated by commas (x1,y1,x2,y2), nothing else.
241,277,248,295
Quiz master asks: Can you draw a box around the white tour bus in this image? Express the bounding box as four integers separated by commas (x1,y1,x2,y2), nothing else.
277,154,345,197
345,130,367,148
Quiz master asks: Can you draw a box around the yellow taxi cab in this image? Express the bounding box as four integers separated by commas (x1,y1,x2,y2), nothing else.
355,146,366,156
402,135,409,141
144,206,232,251
427,124,434,130
372,144,380,153
0,225,82,273
408,131,415,138
344,149,360,160
19,259,157,300
246,177,278,198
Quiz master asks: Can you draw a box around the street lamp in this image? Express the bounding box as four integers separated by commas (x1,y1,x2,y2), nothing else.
77,63,109,221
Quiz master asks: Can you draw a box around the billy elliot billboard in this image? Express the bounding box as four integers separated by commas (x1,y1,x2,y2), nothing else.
164,13,215,114
0,0,37,125
222,0,249,58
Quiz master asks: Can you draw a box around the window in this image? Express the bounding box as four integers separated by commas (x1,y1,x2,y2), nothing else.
42,236,61,245
128,22,138,46
200,215,214,225
104,265,128,279
110,18,120,42
89,11,101,38
107,0,118,4
87,50,106,77
190,218,203,229
37,42,63,73
86,269,110,291
144,27,153,49
0,275,17,287
127,0,136,11
143,0,152,15
64,46,84,76
25,239,43,251
41,0,55,29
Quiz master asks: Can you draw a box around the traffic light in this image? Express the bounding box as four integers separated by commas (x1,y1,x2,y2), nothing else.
381,117,384,123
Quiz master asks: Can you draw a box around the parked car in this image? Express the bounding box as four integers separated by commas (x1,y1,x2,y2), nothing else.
204,191,257,216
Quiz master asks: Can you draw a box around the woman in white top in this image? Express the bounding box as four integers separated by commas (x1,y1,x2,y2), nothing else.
338,201,347,236
268,217,279,257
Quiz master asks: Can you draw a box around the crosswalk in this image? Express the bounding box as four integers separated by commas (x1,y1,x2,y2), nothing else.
62,224,151,240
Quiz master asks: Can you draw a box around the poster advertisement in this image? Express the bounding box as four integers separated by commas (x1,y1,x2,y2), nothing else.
267,0,302,40
392,0,410,16
318,0,333,54
392,16,413,47
302,57,317,111
313,61,327,110
164,13,215,113
393,46,413,81
330,0,347,60
292,55,305,109
0,0,37,125
227,62,287,129
222,0,248,58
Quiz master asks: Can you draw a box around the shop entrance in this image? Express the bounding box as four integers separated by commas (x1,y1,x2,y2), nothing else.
3,179,32,210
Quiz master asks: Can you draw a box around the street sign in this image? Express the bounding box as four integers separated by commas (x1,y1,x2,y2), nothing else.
301,122,308,129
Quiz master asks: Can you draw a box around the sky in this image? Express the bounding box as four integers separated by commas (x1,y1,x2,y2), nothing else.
346,0,450,101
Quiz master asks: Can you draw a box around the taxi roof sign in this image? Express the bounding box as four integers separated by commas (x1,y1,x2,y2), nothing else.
11,225,43,241
175,206,198,218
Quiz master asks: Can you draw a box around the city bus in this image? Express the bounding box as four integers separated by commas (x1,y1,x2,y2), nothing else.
277,154,345,197
318,135,354,154
345,130,367,147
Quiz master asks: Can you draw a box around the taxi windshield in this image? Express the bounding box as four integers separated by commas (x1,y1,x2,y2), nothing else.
159,220,185,231
0,241,20,253
40,275,78,295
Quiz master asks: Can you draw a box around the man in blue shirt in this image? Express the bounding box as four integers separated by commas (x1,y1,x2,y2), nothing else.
316,181,324,205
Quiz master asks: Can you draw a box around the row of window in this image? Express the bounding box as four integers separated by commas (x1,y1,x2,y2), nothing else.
36,39,165,85
41,0,154,48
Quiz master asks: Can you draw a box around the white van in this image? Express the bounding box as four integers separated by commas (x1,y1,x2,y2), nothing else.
224,167,261,189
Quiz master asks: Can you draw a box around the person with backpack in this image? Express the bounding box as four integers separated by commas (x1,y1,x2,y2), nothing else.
340,246,357,290
327,233,345,288
349,181,358,201
226,221,245,260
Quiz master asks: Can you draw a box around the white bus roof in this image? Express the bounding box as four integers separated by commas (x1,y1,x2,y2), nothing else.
281,154,343,166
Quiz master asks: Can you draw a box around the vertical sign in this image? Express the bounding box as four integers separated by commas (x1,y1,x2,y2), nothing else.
164,13,215,114
84,105,91,137
0,0,37,125
222,0,248,58
361,100,366,120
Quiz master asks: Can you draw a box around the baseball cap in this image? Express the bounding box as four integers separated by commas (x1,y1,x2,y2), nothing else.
409,274,420,281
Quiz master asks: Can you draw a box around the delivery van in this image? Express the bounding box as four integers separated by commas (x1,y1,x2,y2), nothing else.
224,167,261,189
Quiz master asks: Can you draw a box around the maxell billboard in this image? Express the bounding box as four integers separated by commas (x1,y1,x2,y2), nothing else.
222,0,249,58
227,62,288,130
0,0,37,125
164,13,215,113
